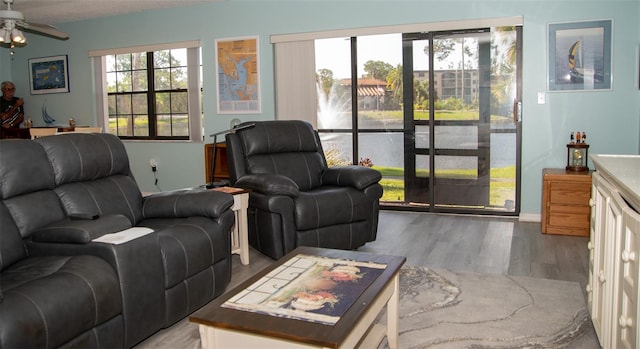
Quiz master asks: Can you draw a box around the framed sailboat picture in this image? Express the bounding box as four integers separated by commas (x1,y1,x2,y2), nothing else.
548,19,612,91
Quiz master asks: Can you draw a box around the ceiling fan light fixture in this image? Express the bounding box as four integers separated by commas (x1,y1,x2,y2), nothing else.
11,27,24,43
1,0,68,43
1,28,11,43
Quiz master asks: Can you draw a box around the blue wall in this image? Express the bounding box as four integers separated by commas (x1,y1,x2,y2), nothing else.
2,0,639,216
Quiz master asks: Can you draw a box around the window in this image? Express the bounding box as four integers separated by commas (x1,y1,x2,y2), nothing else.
272,18,522,214
91,41,202,141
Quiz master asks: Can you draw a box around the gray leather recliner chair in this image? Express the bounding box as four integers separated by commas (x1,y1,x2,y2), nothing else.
226,120,383,259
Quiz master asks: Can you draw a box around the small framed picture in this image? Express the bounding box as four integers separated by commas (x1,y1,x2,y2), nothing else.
547,19,612,92
28,55,70,94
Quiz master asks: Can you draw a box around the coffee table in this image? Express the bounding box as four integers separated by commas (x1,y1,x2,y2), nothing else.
189,247,405,348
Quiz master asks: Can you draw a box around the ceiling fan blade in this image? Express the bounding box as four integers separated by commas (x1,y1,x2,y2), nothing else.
18,21,69,40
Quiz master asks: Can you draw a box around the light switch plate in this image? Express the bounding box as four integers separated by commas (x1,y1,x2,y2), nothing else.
537,92,545,104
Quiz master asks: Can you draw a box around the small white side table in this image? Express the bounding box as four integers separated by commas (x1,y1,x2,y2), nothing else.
212,187,249,265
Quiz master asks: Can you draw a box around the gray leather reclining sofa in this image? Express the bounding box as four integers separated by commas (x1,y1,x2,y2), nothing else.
0,133,235,348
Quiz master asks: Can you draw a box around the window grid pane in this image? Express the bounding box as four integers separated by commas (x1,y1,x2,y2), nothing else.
133,115,149,136
315,37,352,129
105,48,193,140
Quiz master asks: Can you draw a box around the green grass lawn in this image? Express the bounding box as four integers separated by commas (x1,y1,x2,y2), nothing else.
376,165,516,208
361,109,515,208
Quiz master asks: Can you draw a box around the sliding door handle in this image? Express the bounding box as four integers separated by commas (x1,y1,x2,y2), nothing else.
513,100,522,123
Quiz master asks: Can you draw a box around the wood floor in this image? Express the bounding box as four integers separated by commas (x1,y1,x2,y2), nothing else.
135,210,590,348
361,211,590,288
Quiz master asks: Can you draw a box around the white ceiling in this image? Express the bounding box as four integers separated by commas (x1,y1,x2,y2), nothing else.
6,0,221,25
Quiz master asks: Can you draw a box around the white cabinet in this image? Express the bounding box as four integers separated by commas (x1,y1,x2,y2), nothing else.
588,162,640,349
616,201,640,348
588,172,612,345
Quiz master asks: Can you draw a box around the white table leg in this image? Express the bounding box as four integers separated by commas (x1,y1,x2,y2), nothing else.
199,324,214,349
386,274,400,349
236,192,249,265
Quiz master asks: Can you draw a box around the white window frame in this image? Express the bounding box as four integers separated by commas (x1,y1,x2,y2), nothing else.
89,41,202,141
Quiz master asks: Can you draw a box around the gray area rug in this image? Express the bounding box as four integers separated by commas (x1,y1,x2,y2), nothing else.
377,266,599,349
136,266,600,348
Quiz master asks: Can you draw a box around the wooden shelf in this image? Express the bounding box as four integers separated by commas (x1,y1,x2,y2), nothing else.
204,142,229,183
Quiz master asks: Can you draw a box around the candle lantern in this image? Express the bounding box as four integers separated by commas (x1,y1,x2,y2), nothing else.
566,143,589,172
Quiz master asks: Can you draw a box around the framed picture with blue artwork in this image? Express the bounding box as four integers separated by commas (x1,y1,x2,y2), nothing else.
29,55,70,94
548,19,612,92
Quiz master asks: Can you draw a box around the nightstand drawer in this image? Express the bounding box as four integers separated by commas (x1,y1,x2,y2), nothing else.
547,205,590,229
548,182,591,205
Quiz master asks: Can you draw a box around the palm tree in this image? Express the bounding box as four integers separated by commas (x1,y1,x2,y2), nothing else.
386,64,403,107
490,27,518,117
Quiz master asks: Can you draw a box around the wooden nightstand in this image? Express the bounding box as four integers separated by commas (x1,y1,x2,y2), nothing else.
541,168,592,236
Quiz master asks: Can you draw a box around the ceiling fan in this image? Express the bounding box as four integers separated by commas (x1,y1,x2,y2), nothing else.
0,0,69,46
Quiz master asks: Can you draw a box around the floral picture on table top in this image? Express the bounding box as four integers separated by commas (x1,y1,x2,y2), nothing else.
222,254,387,325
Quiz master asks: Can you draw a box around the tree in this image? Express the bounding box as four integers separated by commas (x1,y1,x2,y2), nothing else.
424,38,476,103
316,68,335,96
459,37,475,102
106,49,189,137
363,60,393,80
414,79,429,109
108,50,185,94
425,39,456,63
490,27,518,117
386,64,403,107
152,50,188,122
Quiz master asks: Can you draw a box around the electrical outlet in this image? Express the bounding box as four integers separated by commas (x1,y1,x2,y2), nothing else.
149,159,158,172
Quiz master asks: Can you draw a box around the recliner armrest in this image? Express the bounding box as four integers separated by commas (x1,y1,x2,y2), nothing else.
142,188,234,219
236,174,299,197
32,214,133,244
322,166,382,190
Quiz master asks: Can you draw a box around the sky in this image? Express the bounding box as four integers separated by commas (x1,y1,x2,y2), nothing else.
315,33,431,80
314,32,488,81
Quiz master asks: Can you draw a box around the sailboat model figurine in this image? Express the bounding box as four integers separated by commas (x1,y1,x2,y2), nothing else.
42,104,56,126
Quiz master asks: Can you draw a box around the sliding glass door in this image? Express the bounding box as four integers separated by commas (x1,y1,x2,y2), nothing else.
315,26,522,215
403,28,521,213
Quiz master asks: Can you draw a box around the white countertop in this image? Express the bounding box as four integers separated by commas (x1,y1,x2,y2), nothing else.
591,154,640,211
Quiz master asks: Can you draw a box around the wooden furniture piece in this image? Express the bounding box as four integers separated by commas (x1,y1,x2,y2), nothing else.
588,155,640,349
29,127,58,139
54,126,102,134
190,247,406,349
66,126,102,133
204,142,229,184
210,187,249,265
0,127,30,139
29,126,101,139
541,168,592,236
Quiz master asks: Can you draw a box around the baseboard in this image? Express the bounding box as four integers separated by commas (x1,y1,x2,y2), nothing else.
519,213,541,222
